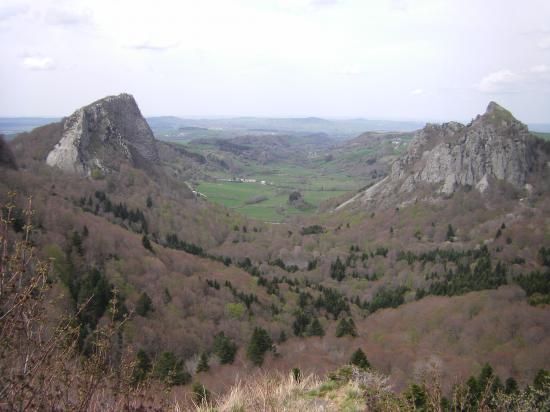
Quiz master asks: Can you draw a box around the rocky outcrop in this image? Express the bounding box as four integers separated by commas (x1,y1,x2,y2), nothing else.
46,94,159,175
338,102,537,209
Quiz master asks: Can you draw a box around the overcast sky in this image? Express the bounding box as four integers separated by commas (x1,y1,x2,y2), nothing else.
1,0,549,122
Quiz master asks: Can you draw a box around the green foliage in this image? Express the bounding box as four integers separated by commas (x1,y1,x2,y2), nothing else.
136,292,153,317
142,235,153,252
307,318,325,337
405,383,427,410
301,225,325,235
292,310,311,336
533,369,550,390
247,327,274,366
146,195,153,208
196,352,209,373
365,286,408,313
292,368,302,382
90,167,104,180
153,351,190,386
350,348,370,369
132,350,152,386
516,270,550,306
446,224,455,241
212,332,238,364
539,247,550,267
192,382,210,404
330,257,346,281
314,286,350,319
226,302,246,319
336,318,357,338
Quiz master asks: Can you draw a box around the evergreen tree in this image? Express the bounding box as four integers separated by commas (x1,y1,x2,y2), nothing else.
446,224,455,241
246,327,273,366
131,350,152,385
307,318,325,337
405,383,427,410
212,332,238,364
330,257,346,281
153,351,190,386
146,195,153,208
136,292,153,317
504,377,518,394
336,318,357,337
142,234,153,252
292,310,311,336
196,352,209,373
350,348,370,369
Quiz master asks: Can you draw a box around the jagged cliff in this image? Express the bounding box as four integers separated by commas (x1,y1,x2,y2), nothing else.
338,102,541,209
46,93,159,175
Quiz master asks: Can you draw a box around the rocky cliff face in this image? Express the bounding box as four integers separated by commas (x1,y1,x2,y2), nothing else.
46,94,159,175
338,102,538,209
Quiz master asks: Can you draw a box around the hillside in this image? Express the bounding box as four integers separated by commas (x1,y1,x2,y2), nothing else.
1,96,549,410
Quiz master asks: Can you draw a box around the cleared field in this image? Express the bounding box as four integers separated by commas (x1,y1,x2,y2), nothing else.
197,181,348,222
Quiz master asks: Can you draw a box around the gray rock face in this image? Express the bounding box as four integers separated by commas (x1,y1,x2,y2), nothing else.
46,93,159,175
341,102,534,208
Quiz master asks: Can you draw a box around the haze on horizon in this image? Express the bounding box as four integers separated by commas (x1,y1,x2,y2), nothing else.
1,0,549,123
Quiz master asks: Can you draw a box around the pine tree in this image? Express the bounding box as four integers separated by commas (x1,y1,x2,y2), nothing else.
136,292,153,317
246,327,273,366
153,351,190,386
212,332,238,364
504,377,518,394
131,350,152,385
196,352,209,373
350,348,370,369
146,195,153,208
142,234,153,252
446,224,455,241
336,318,357,337
307,318,325,337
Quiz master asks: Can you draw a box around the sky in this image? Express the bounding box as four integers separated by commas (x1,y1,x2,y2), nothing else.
1,0,550,122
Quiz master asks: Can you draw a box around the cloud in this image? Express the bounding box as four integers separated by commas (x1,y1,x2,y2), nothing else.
335,64,363,75
310,0,340,6
476,69,522,94
537,36,550,49
42,7,92,26
127,40,180,51
410,88,424,95
530,64,550,74
0,3,28,21
21,56,55,71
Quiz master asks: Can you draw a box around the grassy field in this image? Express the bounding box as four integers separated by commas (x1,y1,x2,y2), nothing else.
198,180,348,222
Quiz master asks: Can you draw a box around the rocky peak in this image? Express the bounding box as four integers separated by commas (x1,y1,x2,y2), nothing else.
46,93,159,175
337,102,537,210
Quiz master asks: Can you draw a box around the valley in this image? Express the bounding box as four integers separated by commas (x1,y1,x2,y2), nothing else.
1,94,549,411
